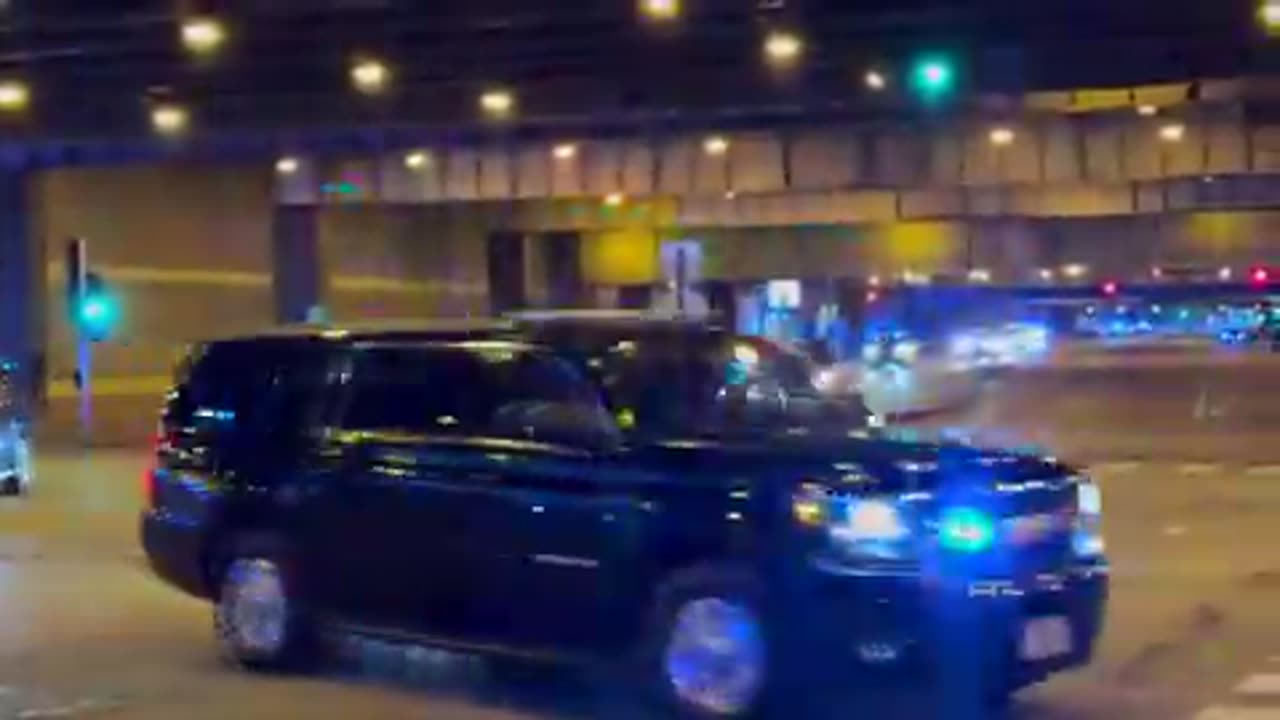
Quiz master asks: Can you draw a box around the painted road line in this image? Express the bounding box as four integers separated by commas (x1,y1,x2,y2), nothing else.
1194,708,1280,720
1235,675,1280,696
1244,466,1280,478
1179,463,1222,476
1090,461,1142,475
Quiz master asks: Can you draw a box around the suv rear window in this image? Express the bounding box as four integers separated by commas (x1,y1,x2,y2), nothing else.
164,341,332,438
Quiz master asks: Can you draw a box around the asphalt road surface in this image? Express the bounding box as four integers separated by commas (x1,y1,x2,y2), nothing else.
4,351,1280,719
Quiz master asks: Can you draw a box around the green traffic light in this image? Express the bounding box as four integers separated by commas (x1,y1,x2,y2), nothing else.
80,296,109,322
910,54,956,102
77,291,119,339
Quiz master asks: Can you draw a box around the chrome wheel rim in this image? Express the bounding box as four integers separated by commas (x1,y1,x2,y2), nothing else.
664,597,765,716
219,558,288,658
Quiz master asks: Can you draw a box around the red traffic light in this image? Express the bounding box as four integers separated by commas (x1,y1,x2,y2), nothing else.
1251,267,1271,285
1101,281,1118,297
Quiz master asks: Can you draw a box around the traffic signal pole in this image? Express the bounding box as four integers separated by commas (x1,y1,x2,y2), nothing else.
67,237,92,443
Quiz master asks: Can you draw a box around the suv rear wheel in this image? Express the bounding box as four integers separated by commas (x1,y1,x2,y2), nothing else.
646,568,782,719
214,538,313,671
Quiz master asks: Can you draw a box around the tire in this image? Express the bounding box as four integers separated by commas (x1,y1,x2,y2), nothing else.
212,534,315,672
642,566,786,719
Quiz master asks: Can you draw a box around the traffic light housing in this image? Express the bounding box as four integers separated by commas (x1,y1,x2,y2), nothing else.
65,238,119,342
77,272,119,342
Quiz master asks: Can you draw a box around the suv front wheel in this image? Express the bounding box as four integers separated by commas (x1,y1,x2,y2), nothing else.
647,568,782,719
214,538,313,671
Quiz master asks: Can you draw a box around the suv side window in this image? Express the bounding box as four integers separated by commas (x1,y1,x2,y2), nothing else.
165,342,275,435
341,346,489,434
485,350,616,445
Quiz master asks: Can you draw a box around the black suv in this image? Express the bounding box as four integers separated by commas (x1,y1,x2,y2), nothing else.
142,315,1107,718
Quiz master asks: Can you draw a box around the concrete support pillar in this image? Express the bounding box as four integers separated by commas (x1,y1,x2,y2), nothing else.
271,206,322,324
0,169,40,407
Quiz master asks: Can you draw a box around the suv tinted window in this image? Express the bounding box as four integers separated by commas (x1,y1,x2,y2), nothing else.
342,344,613,445
165,342,275,433
342,346,488,434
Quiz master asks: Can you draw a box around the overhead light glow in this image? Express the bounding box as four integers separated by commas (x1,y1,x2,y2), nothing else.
764,31,804,66
480,89,515,118
724,190,737,200
1218,266,1233,281
604,192,625,207
1261,1,1280,32
151,104,189,135
351,58,391,95
988,127,1015,147
967,268,992,283
1038,268,1055,282
403,150,430,170
640,0,679,21
275,156,300,175
864,69,887,91
1159,123,1186,143
1137,104,1159,117
1062,263,1089,279
0,80,29,111
703,135,730,156
552,143,578,160
181,17,226,55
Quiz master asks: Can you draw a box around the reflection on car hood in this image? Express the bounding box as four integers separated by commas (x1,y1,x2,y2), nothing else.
693,423,1072,493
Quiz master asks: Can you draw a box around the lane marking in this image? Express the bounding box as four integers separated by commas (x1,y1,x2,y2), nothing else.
1163,525,1188,537
1179,463,1222,476
1090,461,1141,475
1236,675,1280,696
1244,466,1280,478
1194,708,1280,720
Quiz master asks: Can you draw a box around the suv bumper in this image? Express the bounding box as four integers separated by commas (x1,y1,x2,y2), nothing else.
787,561,1108,690
140,510,210,599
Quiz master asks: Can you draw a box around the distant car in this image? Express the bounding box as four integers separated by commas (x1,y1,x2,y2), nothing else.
1218,326,1261,346
142,316,1107,718
0,360,32,496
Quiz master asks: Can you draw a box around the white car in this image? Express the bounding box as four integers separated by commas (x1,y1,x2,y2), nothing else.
0,419,32,496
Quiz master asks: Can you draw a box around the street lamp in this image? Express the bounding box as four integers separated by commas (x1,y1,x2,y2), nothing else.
181,16,226,55
351,58,391,95
641,0,679,21
988,127,1015,147
703,135,730,156
403,150,430,170
1261,1,1280,33
764,31,803,67
0,80,29,112
552,143,578,160
151,104,189,135
480,89,515,119
1159,123,1185,143
864,69,887,91
604,192,626,207
1137,104,1158,117
275,156,300,175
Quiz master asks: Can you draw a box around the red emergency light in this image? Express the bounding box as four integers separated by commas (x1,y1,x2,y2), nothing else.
1101,281,1118,297
1251,267,1271,286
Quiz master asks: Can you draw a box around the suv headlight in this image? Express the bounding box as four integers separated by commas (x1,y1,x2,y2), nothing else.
1072,479,1105,557
793,485,917,562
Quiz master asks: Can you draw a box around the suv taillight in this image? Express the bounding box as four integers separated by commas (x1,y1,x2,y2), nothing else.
145,426,169,509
